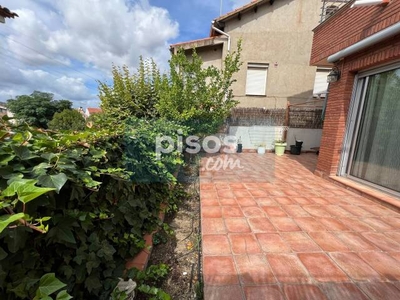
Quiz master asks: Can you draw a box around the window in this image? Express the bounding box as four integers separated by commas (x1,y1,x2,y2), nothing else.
341,65,400,195
313,68,330,97
246,63,268,96
325,5,339,19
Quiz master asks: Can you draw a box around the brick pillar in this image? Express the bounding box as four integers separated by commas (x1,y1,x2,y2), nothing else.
316,65,355,176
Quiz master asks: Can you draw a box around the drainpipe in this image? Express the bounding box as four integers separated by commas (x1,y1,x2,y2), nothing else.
211,21,231,52
328,22,400,63
211,21,231,102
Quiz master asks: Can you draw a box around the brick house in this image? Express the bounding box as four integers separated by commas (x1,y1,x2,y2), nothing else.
170,0,349,109
85,107,102,119
311,0,400,199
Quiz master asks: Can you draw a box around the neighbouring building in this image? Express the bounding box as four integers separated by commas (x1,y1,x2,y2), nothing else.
85,107,102,119
170,0,350,109
0,103,14,119
0,104,7,117
310,0,400,197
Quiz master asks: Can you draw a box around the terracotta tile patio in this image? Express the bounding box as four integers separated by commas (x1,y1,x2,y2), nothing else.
200,153,400,300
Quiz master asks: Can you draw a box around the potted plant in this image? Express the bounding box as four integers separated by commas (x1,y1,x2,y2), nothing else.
257,143,266,155
237,136,243,153
274,139,287,156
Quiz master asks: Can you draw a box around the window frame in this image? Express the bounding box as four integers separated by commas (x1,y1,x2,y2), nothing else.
339,62,400,197
313,68,330,98
245,63,269,96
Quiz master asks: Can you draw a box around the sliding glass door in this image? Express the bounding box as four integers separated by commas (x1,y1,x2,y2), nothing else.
346,66,400,194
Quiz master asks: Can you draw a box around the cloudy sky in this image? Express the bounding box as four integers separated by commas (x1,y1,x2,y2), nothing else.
0,0,248,107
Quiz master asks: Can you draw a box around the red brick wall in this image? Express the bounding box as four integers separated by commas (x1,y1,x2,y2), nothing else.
311,0,400,176
311,0,400,65
316,65,354,175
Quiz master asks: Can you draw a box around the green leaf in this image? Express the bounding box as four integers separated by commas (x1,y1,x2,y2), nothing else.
11,132,25,143
0,130,9,140
0,246,8,260
2,179,55,203
60,265,74,280
36,273,67,297
11,145,37,160
90,149,107,159
32,162,52,176
85,275,102,293
2,181,20,197
0,213,24,233
58,227,76,244
98,240,116,260
41,153,58,162
86,259,100,275
0,154,15,165
38,173,68,193
56,290,72,300
10,282,28,298
4,226,29,253
6,173,24,183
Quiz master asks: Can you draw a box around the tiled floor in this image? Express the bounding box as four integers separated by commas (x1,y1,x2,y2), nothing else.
200,153,400,300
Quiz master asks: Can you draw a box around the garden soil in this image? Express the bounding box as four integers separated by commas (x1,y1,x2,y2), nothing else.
146,158,202,300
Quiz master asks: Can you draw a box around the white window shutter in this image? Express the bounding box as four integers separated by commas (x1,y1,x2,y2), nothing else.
246,65,268,96
313,70,330,96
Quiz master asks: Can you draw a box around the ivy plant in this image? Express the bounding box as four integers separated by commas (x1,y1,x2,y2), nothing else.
0,116,185,299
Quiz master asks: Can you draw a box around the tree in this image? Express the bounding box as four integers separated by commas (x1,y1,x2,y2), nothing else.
7,91,72,128
98,42,242,135
54,100,73,112
48,109,86,131
98,57,161,119
157,41,242,134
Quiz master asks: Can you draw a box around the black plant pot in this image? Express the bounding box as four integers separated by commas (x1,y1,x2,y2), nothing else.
237,143,243,153
290,145,302,155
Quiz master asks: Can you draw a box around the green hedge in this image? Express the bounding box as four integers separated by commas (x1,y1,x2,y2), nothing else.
0,117,187,299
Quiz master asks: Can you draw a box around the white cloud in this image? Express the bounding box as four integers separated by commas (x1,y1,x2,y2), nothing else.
0,0,179,107
0,59,102,105
45,0,179,71
4,9,70,66
18,69,96,103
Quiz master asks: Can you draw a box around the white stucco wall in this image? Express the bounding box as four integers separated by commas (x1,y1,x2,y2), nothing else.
172,0,325,109
228,126,322,151
285,128,322,151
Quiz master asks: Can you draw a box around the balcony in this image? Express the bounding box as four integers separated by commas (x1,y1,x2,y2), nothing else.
320,0,351,22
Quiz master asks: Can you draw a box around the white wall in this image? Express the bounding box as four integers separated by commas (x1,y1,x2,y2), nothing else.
229,126,285,150
228,126,322,151
285,128,322,151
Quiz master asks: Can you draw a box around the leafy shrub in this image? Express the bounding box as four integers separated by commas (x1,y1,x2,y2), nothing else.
99,58,162,120
157,42,242,135
0,116,187,299
125,264,170,300
98,42,242,136
48,109,86,131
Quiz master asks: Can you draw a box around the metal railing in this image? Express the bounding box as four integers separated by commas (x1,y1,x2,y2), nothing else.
320,0,351,22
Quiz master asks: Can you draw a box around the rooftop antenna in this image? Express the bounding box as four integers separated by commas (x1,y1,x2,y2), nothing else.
220,0,223,15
